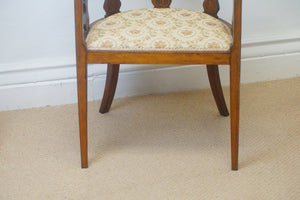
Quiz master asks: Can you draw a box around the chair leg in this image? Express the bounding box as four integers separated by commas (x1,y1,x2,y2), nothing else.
99,64,120,114
77,57,88,168
207,65,229,116
230,59,241,171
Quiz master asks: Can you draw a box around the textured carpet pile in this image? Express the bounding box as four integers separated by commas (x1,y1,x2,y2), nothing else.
0,78,299,199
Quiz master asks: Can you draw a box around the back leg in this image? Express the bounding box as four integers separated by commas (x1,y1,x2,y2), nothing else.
206,65,229,116
99,64,120,114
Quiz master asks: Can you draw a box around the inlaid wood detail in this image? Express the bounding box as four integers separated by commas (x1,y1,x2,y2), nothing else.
104,0,121,18
83,0,90,37
151,0,172,8
203,0,220,18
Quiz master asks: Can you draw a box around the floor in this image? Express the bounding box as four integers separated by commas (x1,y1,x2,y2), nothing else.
0,78,299,199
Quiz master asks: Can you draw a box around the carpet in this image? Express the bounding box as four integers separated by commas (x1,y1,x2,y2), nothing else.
0,78,299,199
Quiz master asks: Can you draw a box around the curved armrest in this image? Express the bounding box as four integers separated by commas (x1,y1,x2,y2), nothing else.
232,0,242,51
74,0,88,50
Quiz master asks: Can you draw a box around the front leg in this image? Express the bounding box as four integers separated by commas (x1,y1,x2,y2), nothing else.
230,53,241,170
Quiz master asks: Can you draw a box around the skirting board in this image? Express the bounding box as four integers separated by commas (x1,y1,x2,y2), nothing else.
1,53,299,111
0,37,300,111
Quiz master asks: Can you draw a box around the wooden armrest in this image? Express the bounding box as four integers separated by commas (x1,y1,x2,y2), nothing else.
232,0,242,50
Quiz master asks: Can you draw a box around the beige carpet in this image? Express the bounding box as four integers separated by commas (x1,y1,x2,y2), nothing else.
0,78,299,199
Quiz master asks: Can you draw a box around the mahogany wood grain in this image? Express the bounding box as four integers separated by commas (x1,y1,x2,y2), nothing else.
151,0,172,8
74,0,243,170
74,0,88,168
100,64,120,113
76,51,88,169
100,1,121,114
87,51,230,65
203,0,220,18
104,0,121,18
230,0,242,171
204,1,229,117
207,65,229,116
230,52,240,171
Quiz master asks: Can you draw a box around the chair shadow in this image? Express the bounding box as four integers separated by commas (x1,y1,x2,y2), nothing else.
88,91,232,165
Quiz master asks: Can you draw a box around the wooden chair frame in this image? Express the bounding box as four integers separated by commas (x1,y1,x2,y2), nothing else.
74,0,242,170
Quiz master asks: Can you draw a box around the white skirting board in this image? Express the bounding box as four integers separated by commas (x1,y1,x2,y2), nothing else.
0,36,300,111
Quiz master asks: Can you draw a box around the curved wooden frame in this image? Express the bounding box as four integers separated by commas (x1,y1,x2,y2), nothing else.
74,0,242,170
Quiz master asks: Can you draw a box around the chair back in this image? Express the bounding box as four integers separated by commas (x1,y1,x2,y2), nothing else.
75,0,242,51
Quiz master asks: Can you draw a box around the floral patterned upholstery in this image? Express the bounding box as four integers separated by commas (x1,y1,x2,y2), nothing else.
86,8,233,52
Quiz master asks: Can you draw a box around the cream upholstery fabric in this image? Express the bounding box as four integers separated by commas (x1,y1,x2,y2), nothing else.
86,8,233,52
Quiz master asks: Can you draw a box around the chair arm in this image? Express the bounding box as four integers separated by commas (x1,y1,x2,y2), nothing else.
82,0,90,37
74,0,89,50
232,0,242,51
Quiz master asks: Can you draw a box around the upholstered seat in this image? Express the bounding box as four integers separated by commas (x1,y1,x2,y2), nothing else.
86,8,233,52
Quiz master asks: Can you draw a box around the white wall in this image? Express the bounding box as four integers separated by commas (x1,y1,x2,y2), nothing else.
0,0,300,111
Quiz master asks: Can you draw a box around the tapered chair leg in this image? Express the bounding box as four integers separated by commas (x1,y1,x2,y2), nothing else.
100,64,120,114
207,65,229,116
230,58,241,171
77,56,88,168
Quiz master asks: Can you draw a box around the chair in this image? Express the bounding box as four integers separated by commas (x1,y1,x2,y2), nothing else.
74,0,242,170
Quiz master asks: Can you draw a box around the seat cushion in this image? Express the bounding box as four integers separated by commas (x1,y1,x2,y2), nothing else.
86,8,233,52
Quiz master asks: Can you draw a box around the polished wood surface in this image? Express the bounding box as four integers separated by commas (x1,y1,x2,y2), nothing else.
87,51,230,65
203,0,220,18
230,0,242,171
74,0,242,170
207,65,229,116
100,1,121,113
104,0,121,17
99,64,120,114
74,0,88,168
151,0,172,8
